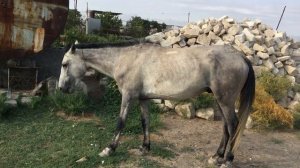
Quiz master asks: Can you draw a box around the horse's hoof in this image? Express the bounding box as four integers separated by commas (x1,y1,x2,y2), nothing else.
220,161,233,168
208,156,224,165
139,145,150,155
99,147,112,157
208,156,218,165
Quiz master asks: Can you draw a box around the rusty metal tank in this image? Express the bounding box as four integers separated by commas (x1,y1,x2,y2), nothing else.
0,0,69,59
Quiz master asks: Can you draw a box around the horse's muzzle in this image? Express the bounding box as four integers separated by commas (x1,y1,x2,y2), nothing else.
59,86,70,93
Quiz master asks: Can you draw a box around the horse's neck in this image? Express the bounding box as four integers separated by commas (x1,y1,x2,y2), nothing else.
83,48,120,78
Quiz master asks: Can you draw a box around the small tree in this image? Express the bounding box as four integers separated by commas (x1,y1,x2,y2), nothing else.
64,9,84,31
126,16,167,38
95,12,122,34
126,16,145,37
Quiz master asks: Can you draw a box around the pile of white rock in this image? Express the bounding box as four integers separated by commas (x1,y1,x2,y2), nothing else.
146,16,300,80
145,16,300,122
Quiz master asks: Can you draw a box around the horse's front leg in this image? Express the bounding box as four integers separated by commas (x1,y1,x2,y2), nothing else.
139,100,150,153
99,93,132,157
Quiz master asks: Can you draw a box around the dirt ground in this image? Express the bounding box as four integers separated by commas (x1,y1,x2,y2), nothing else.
130,113,300,168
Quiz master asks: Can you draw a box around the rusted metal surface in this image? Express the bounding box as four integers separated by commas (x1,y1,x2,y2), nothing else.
0,0,69,59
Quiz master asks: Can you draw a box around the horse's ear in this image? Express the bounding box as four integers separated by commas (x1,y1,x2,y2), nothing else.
70,44,76,53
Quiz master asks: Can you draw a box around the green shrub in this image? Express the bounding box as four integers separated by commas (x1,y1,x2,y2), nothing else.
257,71,292,101
192,92,215,109
100,78,121,106
48,91,91,115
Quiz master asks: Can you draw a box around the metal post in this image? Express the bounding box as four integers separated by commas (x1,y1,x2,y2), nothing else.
188,12,190,23
276,6,286,30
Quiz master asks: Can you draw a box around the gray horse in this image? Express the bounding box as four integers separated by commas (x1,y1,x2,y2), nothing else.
58,42,255,167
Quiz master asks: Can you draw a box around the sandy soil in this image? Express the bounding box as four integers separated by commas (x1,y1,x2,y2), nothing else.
130,113,300,168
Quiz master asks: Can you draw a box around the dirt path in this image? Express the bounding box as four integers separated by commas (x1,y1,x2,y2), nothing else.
137,113,300,168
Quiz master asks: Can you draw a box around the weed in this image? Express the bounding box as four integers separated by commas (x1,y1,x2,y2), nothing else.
252,83,294,129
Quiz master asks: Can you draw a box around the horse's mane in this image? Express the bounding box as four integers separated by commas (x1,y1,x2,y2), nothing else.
64,39,155,51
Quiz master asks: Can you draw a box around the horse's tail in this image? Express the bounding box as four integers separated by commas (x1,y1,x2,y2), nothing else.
232,58,255,153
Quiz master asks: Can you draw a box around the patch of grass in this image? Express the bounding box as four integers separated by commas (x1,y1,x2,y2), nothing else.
48,91,92,115
270,138,284,144
139,158,165,168
180,146,195,153
195,155,206,162
257,71,292,102
0,79,163,167
252,83,294,129
150,141,176,159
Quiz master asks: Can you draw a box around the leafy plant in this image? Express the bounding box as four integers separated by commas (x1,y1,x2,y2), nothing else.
257,71,292,102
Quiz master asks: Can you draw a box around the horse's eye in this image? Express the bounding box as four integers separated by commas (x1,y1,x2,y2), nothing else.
62,63,68,69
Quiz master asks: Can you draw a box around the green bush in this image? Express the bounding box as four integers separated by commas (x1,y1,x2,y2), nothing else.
257,71,292,101
192,92,215,109
100,78,121,106
48,91,91,115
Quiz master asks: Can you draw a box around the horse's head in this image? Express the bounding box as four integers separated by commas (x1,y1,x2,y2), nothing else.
58,45,87,93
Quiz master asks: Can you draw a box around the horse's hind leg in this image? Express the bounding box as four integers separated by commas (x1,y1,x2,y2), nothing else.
139,100,151,153
215,97,238,167
209,103,229,165
99,93,132,157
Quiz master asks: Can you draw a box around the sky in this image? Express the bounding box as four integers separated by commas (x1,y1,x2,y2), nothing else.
70,0,300,40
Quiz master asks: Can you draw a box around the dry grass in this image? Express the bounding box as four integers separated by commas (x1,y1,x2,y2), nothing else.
251,83,294,129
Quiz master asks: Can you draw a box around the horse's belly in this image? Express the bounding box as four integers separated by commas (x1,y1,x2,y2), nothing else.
142,78,208,100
